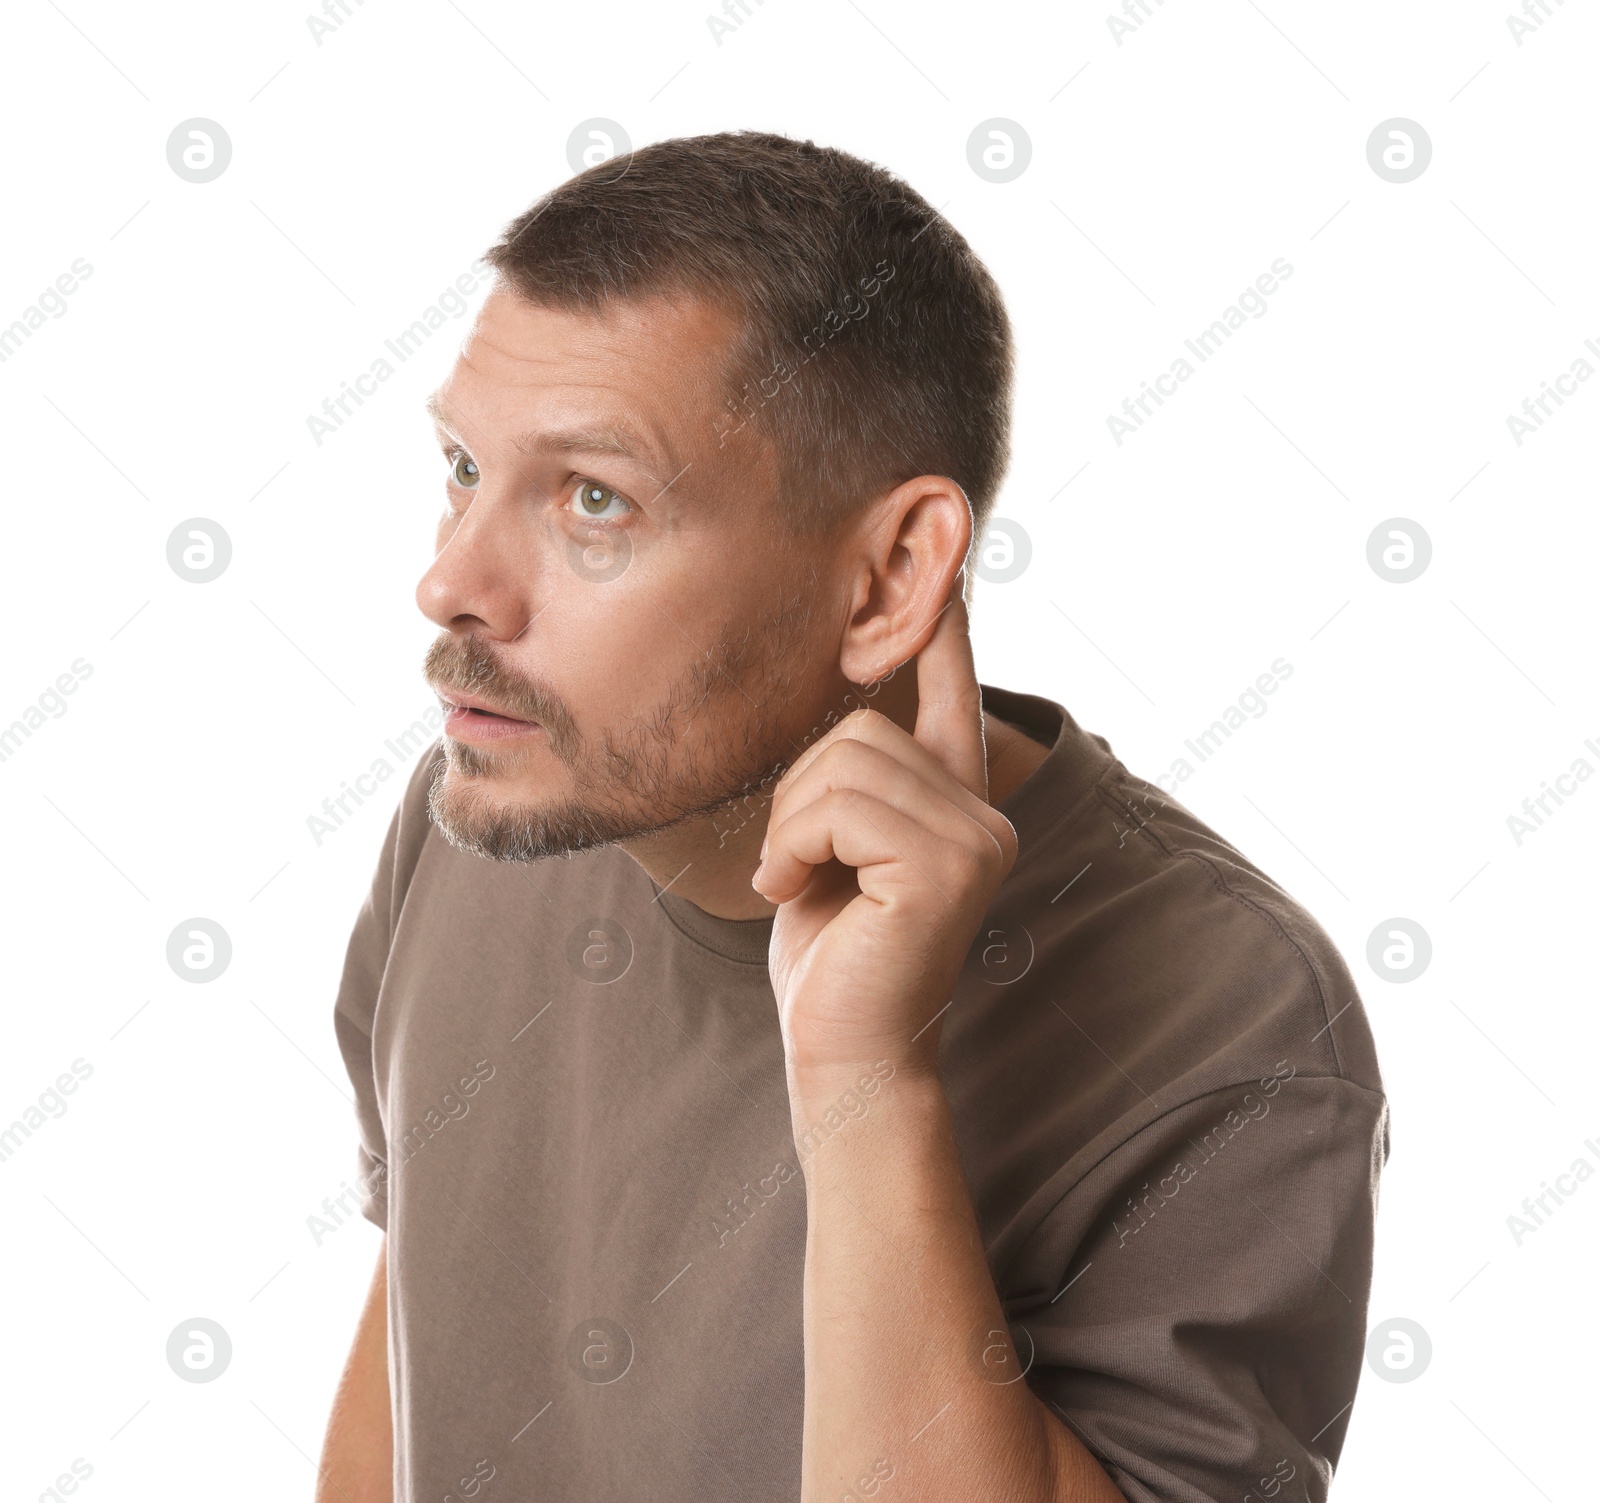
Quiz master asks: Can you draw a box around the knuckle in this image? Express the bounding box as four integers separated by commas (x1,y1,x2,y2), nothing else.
948,840,989,888
810,739,892,802
821,785,862,817
844,704,883,733
800,788,852,834
959,818,1013,885
818,737,874,777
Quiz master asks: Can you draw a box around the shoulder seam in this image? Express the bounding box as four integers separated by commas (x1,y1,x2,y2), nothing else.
1094,771,1352,1081
1009,758,1123,882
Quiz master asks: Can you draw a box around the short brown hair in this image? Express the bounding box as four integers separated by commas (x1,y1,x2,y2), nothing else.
482,130,1014,541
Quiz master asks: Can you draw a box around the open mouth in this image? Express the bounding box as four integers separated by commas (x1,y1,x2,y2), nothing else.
441,699,542,739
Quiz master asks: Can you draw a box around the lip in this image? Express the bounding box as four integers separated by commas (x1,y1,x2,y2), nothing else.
435,688,543,743
438,689,529,720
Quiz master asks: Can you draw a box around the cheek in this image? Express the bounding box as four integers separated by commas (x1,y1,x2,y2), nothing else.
541,565,692,711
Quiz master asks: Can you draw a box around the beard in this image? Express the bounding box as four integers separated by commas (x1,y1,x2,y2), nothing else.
422,587,821,863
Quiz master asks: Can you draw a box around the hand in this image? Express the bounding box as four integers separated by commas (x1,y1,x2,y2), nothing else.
752,578,1019,1081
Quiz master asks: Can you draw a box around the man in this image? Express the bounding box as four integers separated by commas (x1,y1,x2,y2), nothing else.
319,131,1387,1503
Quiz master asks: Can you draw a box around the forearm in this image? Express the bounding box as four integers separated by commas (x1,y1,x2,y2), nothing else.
791,1064,1126,1503
317,1239,395,1503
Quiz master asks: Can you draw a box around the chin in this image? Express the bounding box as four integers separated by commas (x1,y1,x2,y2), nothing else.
440,730,546,779
425,757,645,864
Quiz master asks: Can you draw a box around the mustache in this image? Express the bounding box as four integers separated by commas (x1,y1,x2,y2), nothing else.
423,633,578,748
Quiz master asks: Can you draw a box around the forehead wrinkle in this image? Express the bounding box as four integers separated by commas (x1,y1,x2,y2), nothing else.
425,390,680,487
513,422,669,475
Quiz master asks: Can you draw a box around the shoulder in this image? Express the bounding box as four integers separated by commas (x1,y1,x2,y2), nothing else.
1099,760,1382,1096
983,742,1382,1101
945,722,1388,1248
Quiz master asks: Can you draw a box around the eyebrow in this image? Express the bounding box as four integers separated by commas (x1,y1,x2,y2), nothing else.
424,392,670,475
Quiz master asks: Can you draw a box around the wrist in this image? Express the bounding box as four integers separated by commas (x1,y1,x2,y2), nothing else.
785,1052,936,1105
786,1055,949,1168
782,1023,944,1093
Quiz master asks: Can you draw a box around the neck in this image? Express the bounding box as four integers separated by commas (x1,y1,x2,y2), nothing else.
618,682,1050,921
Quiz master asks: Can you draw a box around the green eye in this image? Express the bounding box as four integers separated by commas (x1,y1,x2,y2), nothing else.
448,450,479,488
571,480,629,519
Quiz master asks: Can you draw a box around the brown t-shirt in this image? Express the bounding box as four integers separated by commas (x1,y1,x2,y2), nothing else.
334,684,1387,1503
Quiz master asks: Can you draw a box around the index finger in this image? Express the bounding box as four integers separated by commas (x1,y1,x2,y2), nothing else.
914,572,988,802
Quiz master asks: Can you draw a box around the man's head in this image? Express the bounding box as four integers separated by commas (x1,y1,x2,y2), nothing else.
418,130,1013,863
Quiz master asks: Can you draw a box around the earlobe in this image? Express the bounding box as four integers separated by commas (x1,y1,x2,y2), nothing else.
836,473,971,686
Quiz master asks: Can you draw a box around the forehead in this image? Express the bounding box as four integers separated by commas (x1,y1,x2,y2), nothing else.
438,286,745,452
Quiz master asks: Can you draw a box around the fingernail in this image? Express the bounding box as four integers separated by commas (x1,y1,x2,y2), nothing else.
751,861,766,891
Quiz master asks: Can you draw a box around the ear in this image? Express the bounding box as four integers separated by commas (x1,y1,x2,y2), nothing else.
838,474,973,686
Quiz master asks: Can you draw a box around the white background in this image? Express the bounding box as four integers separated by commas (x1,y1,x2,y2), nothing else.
1,0,1595,1498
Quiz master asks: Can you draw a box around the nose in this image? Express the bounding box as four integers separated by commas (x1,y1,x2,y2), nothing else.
416,486,543,642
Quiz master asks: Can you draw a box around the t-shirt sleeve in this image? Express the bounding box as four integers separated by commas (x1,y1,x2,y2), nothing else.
332,743,442,1229
1011,1074,1387,1503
